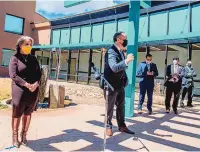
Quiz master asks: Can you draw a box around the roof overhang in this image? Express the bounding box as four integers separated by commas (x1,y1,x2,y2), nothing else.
33,42,112,50
31,21,51,29
64,0,90,8
140,0,151,8
33,35,200,51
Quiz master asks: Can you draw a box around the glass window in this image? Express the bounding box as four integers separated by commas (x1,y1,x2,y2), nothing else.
37,56,49,65
1,49,13,67
4,14,24,35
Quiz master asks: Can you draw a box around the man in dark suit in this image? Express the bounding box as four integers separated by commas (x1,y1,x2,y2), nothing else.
104,31,135,136
137,54,158,114
165,57,183,114
180,60,197,107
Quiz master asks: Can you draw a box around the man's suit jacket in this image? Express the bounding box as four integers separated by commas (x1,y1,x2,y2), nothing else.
136,61,158,84
104,45,128,91
165,64,183,88
182,66,197,88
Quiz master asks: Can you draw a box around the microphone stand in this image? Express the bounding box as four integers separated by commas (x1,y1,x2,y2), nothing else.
91,63,114,151
101,75,114,152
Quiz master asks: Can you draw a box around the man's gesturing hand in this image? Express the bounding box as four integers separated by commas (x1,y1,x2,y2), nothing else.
126,53,134,64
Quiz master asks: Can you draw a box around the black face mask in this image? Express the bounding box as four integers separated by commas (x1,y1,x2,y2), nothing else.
122,39,128,47
188,63,192,67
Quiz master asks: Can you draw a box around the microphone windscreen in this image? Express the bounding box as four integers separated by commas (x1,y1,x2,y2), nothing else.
91,62,94,67
94,72,101,80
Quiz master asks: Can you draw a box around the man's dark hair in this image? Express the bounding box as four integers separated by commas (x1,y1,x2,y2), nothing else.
173,56,179,61
146,53,152,58
113,31,124,42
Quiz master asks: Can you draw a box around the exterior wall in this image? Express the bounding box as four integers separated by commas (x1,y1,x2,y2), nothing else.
192,50,200,79
35,50,102,81
0,1,48,77
34,13,48,23
51,2,200,46
0,1,35,53
35,47,200,92
32,22,51,45
0,67,9,77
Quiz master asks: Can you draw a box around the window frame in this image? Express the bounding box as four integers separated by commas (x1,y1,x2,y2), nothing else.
1,48,14,67
4,13,25,35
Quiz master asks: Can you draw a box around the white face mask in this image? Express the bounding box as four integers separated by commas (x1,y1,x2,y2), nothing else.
146,61,151,64
173,60,178,65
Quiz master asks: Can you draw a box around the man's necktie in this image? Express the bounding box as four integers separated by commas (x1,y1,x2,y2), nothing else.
174,65,178,74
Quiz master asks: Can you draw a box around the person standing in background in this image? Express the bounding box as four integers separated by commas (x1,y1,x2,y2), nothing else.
180,60,197,107
164,57,183,114
137,54,158,114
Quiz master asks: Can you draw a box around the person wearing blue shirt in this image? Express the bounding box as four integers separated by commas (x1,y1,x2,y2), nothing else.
137,54,159,114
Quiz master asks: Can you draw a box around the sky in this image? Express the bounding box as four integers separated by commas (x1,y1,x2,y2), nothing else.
36,0,128,20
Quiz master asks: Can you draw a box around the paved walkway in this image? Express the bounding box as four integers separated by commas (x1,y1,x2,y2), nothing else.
0,102,200,151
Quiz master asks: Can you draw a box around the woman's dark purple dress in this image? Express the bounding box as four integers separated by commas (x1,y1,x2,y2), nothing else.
9,53,41,116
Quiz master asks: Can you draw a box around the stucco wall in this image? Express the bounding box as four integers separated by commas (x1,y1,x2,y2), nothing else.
0,1,48,77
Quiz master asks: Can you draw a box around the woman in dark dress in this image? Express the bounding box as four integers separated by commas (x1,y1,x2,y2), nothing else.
9,36,41,147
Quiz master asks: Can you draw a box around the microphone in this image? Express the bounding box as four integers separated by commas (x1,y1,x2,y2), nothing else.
91,62,101,80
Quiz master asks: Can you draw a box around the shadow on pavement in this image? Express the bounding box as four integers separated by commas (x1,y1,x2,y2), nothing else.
25,104,200,151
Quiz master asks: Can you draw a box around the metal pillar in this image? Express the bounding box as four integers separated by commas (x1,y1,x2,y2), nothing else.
188,2,192,61
76,50,80,83
40,50,43,66
56,49,61,81
125,1,140,118
188,43,192,60
87,49,93,84
100,51,103,74
67,50,71,81
164,45,168,82
49,51,53,79
146,45,150,55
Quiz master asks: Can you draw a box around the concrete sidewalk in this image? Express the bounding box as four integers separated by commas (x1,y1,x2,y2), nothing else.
0,102,200,151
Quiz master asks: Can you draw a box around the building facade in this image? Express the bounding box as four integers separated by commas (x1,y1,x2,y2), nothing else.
0,1,49,77
1,1,200,95
32,1,200,95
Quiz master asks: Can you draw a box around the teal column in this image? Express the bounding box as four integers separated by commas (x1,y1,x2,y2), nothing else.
125,0,140,118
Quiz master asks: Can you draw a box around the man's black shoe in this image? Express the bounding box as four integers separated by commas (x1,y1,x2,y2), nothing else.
187,104,193,107
166,109,170,113
174,110,178,114
149,110,152,115
180,103,184,108
119,127,135,135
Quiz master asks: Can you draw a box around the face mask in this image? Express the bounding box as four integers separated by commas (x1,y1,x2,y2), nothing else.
122,39,128,47
21,46,32,55
173,60,178,65
146,60,151,64
187,63,192,67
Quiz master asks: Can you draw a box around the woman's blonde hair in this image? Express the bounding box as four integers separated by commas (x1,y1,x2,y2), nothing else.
15,36,34,52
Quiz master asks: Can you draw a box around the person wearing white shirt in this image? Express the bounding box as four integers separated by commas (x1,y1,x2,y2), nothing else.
164,57,183,114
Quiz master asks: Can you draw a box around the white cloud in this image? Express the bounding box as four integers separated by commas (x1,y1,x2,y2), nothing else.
36,0,120,17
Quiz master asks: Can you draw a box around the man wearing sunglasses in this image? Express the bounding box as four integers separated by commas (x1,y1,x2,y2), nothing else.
137,54,159,115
